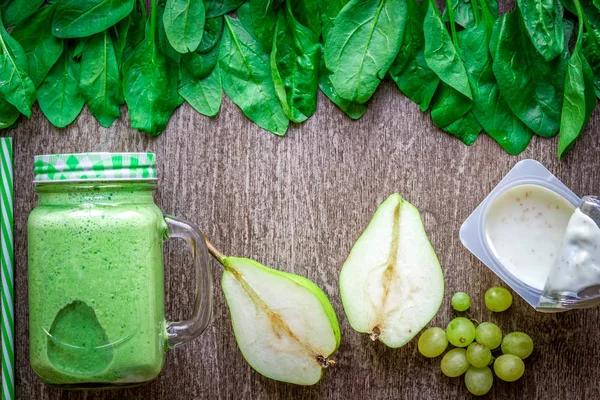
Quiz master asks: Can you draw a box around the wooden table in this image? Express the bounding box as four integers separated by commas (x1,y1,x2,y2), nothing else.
9,77,600,399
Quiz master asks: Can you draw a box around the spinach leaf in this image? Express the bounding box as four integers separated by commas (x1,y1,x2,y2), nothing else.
430,83,472,128
0,19,36,117
324,0,408,104
562,0,600,28
442,111,480,145
389,0,439,111
290,0,320,36
517,0,564,62
157,0,183,62
490,10,569,137
123,2,181,135
204,0,244,18
163,0,205,53
181,40,220,79
423,0,472,99
219,16,289,135
318,57,367,119
2,0,44,27
442,0,498,28
583,27,600,96
271,0,320,123
197,16,223,53
558,0,597,158
459,6,533,154
250,0,283,51
320,0,349,40
318,0,367,118
79,30,121,127
53,0,135,39
116,1,146,63
179,63,222,116
0,97,20,129
11,6,64,88
37,47,85,127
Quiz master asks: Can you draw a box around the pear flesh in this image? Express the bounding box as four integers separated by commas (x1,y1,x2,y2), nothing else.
206,240,341,386
339,194,444,348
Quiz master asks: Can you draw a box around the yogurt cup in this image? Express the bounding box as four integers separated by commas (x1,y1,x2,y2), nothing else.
460,159,580,310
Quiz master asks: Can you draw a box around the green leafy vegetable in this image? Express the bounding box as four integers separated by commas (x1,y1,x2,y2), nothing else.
325,0,408,104
517,0,564,62
0,18,36,117
181,42,220,79
179,64,222,116
10,5,64,87
2,0,44,27
53,0,135,39
271,0,320,123
459,0,533,154
442,0,498,28
442,111,481,145
37,47,85,127
117,1,147,65
430,83,472,129
79,30,122,127
180,15,222,79
583,26,600,96
250,0,282,51
219,15,288,135
490,10,569,137
163,0,205,53
318,0,367,118
389,0,439,111
0,0,596,154
289,0,320,36
318,59,367,119
197,16,223,53
122,0,181,135
558,0,597,157
204,0,244,18
0,97,20,129
320,0,348,41
423,0,472,99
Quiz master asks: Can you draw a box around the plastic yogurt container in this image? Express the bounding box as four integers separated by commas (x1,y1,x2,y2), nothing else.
460,159,581,310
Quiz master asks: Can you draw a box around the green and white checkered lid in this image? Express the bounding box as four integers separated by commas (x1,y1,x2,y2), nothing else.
33,152,158,182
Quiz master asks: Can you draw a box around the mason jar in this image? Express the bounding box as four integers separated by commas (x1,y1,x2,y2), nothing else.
27,153,212,388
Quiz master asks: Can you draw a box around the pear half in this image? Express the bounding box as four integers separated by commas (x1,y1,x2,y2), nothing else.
339,194,444,348
205,238,341,385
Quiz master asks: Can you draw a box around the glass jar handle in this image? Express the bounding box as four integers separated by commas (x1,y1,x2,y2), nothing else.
163,215,213,348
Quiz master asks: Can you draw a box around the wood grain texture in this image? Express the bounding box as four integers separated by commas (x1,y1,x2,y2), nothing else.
7,10,600,398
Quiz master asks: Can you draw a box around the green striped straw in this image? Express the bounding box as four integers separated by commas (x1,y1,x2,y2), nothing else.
1,138,13,400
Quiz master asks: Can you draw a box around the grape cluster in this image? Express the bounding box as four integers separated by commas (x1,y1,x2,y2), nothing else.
418,287,534,396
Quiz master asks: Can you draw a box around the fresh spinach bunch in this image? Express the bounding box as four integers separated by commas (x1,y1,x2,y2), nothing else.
0,0,598,158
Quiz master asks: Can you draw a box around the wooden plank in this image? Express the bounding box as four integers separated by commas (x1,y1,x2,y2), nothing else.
8,47,600,400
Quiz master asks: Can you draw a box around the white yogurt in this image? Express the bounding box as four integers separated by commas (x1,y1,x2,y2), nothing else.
484,184,576,290
544,208,600,295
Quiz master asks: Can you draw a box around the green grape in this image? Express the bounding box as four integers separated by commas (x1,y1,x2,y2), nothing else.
440,348,470,377
494,354,525,382
465,366,493,396
484,287,513,312
466,342,493,368
451,292,471,312
418,327,448,358
475,322,502,349
501,332,534,359
446,317,476,347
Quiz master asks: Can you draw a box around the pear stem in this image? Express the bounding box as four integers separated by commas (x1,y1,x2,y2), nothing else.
370,326,381,341
203,233,227,264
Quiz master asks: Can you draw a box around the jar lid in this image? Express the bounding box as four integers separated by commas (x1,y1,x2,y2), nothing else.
33,152,157,183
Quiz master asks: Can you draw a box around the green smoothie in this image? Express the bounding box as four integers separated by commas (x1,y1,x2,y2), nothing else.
28,183,168,386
